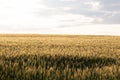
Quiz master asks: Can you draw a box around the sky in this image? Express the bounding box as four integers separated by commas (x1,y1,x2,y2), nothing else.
0,0,120,35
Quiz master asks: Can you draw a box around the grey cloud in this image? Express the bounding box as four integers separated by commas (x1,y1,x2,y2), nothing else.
103,15,120,24
101,0,120,11
36,0,120,24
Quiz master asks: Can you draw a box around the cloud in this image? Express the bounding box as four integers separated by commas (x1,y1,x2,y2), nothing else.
60,0,78,2
0,0,120,35
50,13,94,28
84,1,102,11
1,0,120,26
41,0,120,24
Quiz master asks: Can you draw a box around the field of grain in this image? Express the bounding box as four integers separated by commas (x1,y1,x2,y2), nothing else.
0,34,120,80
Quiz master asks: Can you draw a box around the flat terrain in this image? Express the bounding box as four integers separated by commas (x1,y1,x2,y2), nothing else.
0,34,120,80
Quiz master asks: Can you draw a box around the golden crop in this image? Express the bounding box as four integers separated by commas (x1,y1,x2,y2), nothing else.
0,34,120,80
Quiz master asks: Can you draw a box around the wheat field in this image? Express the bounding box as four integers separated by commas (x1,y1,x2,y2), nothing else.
0,34,120,80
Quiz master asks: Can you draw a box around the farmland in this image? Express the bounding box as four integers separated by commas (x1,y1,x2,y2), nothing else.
0,34,120,80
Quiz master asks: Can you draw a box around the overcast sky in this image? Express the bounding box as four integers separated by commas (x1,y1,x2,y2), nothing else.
0,0,120,35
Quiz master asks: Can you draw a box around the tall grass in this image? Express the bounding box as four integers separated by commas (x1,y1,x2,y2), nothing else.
0,34,120,80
